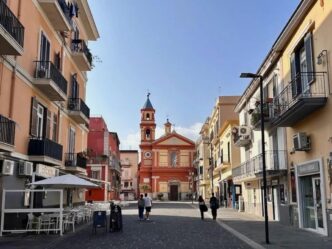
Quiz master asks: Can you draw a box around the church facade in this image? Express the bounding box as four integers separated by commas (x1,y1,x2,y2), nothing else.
138,95,196,200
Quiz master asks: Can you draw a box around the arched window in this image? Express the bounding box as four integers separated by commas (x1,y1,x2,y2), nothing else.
146,113,150,120
145,129,151,139
170,151,177,167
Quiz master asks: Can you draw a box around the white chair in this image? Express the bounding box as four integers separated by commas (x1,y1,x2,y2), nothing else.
63,212,76,232
26,213,40,232
38,215,56,234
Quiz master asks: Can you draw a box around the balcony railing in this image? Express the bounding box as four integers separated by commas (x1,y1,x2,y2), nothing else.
250,103,273,130
0,115,15,147
271,72,327,126
28,137,63,162
71,39,92,65
0,0,25,51
232,150,287,181
68,98,90,120
34,61,68,98
65,153,87,168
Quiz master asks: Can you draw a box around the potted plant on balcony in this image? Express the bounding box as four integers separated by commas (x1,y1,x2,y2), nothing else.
251,112,261,126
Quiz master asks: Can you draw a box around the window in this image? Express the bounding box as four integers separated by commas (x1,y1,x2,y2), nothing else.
40,31,50,62
227,142,230,163
68,127,75,154
91,170,100,180
146,113,150,120
145,129,151,139
290,32,314,97
170,151,177,167
199,166,203,175
71,74,79,98
124,182,129,187
30,97,51,139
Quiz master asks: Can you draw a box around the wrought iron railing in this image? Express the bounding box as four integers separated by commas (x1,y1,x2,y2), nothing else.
65,153,87,168
0,115,15,146
0,0,24,47
272,72,327,118
232,150,287,179
28,137,63,161
68,97,90,119
71,39,92,65
34,61,68,95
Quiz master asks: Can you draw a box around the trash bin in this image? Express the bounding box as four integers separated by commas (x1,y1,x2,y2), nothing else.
109,203,122,232
92,210,107,234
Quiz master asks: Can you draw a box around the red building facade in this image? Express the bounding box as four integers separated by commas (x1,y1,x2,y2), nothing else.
139,95,195,200
86,117,121,202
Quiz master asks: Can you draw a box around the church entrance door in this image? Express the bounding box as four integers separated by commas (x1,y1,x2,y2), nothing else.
170,185,178,201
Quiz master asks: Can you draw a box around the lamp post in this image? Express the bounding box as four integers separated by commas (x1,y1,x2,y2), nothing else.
240,72,269,244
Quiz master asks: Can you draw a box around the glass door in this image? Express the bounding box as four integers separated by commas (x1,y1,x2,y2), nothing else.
312,177,324,232
301,175,315,229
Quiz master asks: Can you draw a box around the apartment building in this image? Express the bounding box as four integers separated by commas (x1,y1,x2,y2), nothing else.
196,96,240,201
0,0,99,209
120,150,138,201
234,0,332,237
86,118,121,202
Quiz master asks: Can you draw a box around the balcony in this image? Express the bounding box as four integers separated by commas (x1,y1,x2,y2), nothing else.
65,153,87,173
0,115,15,152
38,0,71,31
71,39,92,71
28,137,63,165
0,0,24,55
232,150,287,182
33,61,68,101
271,72,328,127
67,98,90,124
250,102,273,131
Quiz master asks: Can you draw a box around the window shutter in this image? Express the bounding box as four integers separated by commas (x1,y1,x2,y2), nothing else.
304,32,314,83
46,109,51,139
290,53,298,97
30,97,38,137
52,113,58,142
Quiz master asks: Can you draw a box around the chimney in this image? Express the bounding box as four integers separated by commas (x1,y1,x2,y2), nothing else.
164,119,172,135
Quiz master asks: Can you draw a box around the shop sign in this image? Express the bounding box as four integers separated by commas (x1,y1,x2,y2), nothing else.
36,164,57,178
143,178,150,183
271,179,279,186
297,162,319,176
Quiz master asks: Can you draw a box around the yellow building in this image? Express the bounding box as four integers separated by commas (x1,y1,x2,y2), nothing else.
0,0,99,207
196,96,240,201
234,0,332,236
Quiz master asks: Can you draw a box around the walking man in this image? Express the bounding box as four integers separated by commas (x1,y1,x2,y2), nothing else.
209,193,219,220
144,193,152,220
137,194,145,221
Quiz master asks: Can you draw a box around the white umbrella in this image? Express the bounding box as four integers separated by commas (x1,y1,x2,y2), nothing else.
30,174,99,189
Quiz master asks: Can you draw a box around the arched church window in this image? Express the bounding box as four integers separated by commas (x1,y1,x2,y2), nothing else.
145,129,151,139
146,113,150,120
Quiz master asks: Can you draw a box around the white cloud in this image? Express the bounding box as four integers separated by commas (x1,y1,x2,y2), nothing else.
121,122,202,150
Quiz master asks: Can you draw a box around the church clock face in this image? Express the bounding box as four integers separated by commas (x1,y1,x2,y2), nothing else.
144,151,152,159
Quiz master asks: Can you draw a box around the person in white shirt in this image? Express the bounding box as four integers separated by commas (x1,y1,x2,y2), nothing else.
144,193,152,220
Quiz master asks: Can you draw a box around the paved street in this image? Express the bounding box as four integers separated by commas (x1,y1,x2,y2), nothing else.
0,202,249,249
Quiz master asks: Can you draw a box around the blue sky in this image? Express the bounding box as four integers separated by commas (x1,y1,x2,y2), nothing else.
86,0,300,150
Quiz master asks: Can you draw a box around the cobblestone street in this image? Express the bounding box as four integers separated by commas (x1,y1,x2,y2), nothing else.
0,202,250,249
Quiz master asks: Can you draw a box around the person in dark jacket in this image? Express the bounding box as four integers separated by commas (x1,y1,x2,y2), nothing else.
137,194,145,221
209,193,219,220
198,195,206,220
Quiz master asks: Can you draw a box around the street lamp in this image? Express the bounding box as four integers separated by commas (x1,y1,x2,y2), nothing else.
240,72,269,244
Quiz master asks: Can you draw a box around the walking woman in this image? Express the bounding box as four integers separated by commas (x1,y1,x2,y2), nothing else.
198,195,207,220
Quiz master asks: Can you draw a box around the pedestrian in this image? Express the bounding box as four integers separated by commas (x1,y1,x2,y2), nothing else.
198,195,207,220
137,194,145,221
209,193,219,220
144,193,152,220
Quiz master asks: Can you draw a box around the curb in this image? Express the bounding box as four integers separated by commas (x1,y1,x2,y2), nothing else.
189,204,265,249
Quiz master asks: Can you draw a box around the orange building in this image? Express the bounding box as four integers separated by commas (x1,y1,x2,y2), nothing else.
138,95,195,200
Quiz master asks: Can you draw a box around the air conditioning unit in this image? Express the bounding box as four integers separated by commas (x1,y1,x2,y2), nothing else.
293,132,310,151
18,161,33,176
239,126,251,138
1,160,15,175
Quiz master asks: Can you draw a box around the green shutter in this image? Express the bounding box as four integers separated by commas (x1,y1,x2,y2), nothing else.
304,32,314,83
30,97,38,137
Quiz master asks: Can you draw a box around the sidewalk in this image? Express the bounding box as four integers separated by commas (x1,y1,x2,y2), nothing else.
216,207,332,249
